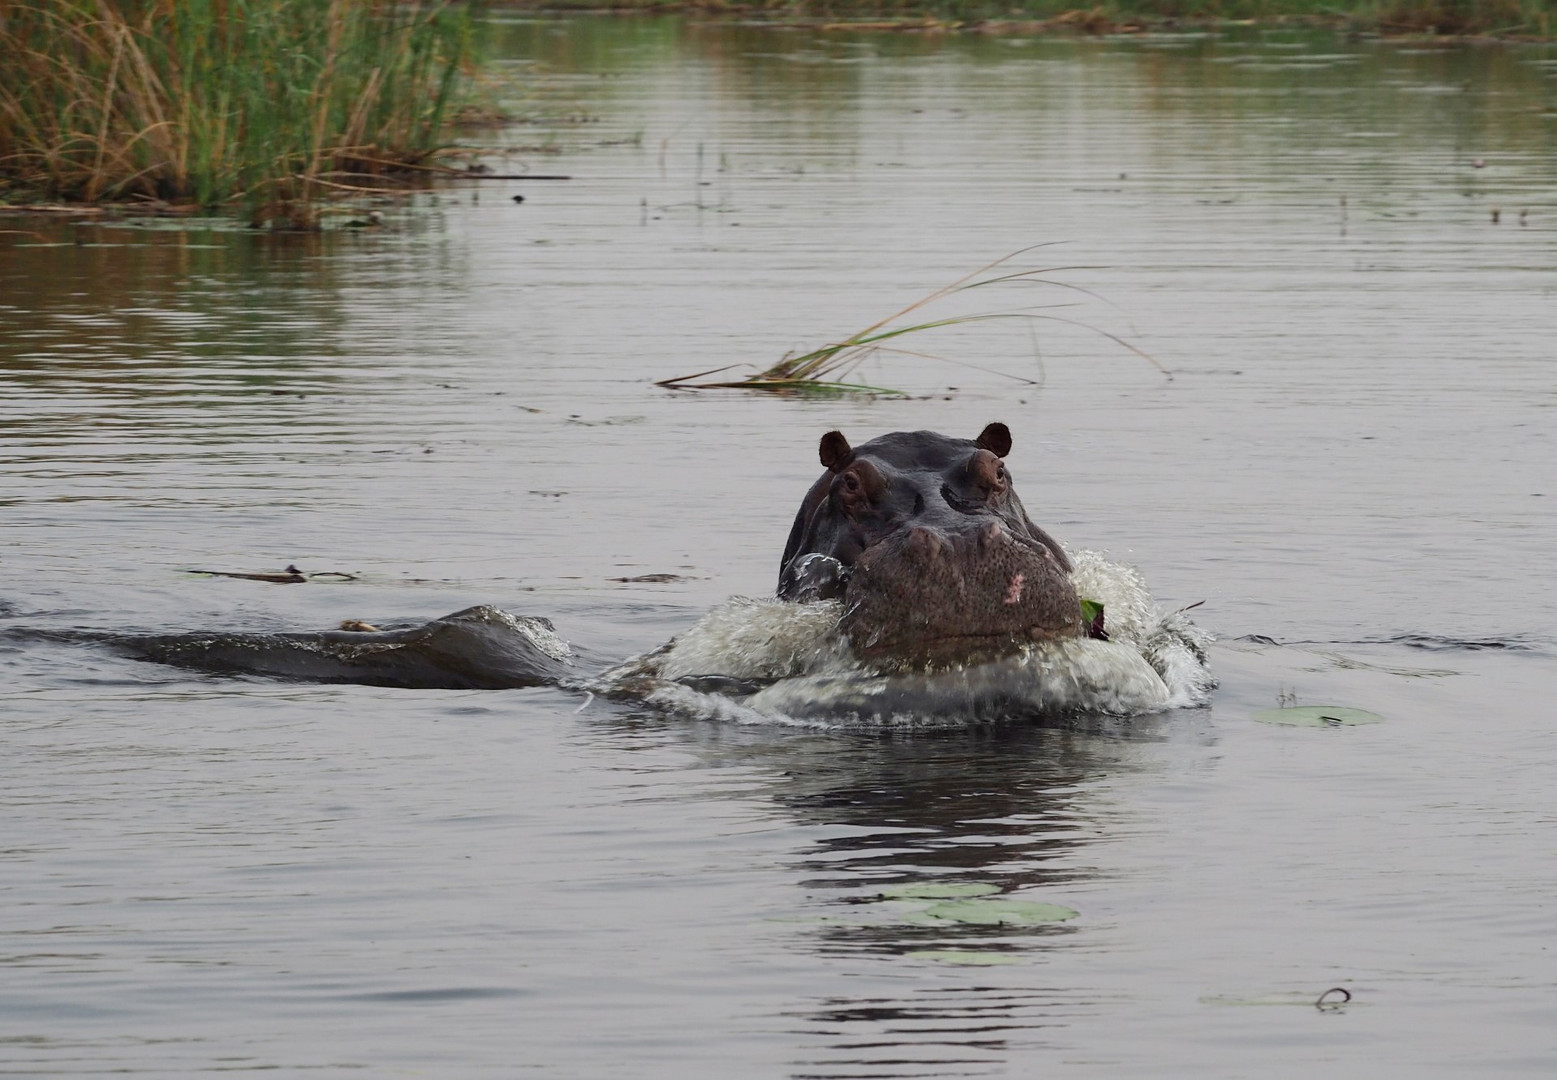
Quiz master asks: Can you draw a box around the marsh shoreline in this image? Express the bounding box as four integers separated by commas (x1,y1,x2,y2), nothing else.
488,0,1556,41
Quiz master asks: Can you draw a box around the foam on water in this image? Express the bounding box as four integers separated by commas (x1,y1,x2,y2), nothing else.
595,551,1214,728
645,597,853,682
1070,549,1217,710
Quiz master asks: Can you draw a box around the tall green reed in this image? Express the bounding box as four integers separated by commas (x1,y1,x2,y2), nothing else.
0,0,473,227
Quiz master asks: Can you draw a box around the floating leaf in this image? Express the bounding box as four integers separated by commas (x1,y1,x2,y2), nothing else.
921,899,1079,926
1080,598,1106,639
899,910,957,927
1200,993,1319,1007
764,913,877,927
880,882,1000,900
1250,706,1384,728
907,949,1023,966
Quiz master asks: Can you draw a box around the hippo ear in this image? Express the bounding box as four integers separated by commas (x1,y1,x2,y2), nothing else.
819,431,852,472
975,422,1012,458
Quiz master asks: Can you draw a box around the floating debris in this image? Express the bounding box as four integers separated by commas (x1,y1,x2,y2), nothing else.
1249,705,1384,727
184,564,358,584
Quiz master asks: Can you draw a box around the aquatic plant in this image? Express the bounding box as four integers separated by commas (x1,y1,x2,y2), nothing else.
1249,705,1385,727
657,247,1166,395
492,0,1555,39
0,0,474,227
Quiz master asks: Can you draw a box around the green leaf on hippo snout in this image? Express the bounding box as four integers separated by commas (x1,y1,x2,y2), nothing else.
1250,705,1385,728
921,899,1080,926
880,882,1001,900
1080,598,1106,639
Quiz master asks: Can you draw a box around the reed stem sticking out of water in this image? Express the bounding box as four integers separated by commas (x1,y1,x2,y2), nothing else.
0,0,473,228
657,247,1167,395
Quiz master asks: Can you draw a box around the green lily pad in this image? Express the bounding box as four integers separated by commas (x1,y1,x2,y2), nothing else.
880,882,1001,900
921,899,1080,926
1250,706,1384,728
907,949,1023,966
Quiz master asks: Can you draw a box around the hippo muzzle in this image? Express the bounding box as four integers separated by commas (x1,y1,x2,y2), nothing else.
779,423,1085,668
842,519,1082,665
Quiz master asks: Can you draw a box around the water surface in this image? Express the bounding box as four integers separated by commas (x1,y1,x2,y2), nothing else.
3,17,1556,1077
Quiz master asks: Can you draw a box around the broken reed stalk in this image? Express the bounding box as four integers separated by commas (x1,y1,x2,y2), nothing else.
656,247,1168,394
0,0,474,228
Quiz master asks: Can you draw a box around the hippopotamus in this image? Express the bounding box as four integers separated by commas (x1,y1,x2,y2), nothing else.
778,422,1086,666
65,423,1155,703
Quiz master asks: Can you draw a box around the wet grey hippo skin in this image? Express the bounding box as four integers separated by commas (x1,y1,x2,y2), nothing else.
73,424,1084,689
778,423,1084,665
98,607,572,690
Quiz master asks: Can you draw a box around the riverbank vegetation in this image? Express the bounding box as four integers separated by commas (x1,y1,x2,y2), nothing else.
500,0,1554,39
3,0,1544,228
658,250,1165,395
0,0,475,227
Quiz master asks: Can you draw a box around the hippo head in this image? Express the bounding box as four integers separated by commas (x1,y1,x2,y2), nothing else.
778,423,1085,667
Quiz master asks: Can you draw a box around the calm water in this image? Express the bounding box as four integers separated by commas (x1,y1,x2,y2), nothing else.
3,16,1556,1077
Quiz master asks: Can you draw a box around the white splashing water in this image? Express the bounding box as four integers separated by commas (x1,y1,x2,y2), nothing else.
593,551,1213,729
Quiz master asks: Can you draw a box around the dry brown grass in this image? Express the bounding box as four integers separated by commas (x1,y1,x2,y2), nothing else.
0,0,473,227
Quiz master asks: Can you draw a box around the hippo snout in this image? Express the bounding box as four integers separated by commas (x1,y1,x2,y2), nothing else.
840,519,1084,666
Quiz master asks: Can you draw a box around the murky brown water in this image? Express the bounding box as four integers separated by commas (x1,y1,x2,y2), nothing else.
3,16,1556,1077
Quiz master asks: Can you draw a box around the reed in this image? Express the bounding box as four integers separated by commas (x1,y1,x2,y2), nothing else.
657,248,1166,395
492,0,1556,38
0,0,474,227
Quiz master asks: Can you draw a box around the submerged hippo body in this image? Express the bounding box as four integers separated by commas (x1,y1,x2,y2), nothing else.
778,423,1085,666
71,422,1216,721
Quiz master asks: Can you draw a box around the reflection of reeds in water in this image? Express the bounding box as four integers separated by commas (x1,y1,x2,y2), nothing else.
657,247,1166,395
0,0,472,228
460,0,1552,37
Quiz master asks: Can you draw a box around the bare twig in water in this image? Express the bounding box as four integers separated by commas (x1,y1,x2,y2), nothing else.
1315,987,1352,1009
184,565,358,584
656,246,1167,395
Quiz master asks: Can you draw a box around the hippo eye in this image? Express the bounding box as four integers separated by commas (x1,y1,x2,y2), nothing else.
842,473,861,494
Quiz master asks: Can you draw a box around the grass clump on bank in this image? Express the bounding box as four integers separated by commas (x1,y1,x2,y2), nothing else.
0,0,475,227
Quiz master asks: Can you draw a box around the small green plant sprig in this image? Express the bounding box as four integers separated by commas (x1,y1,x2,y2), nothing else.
657,246,1166,395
